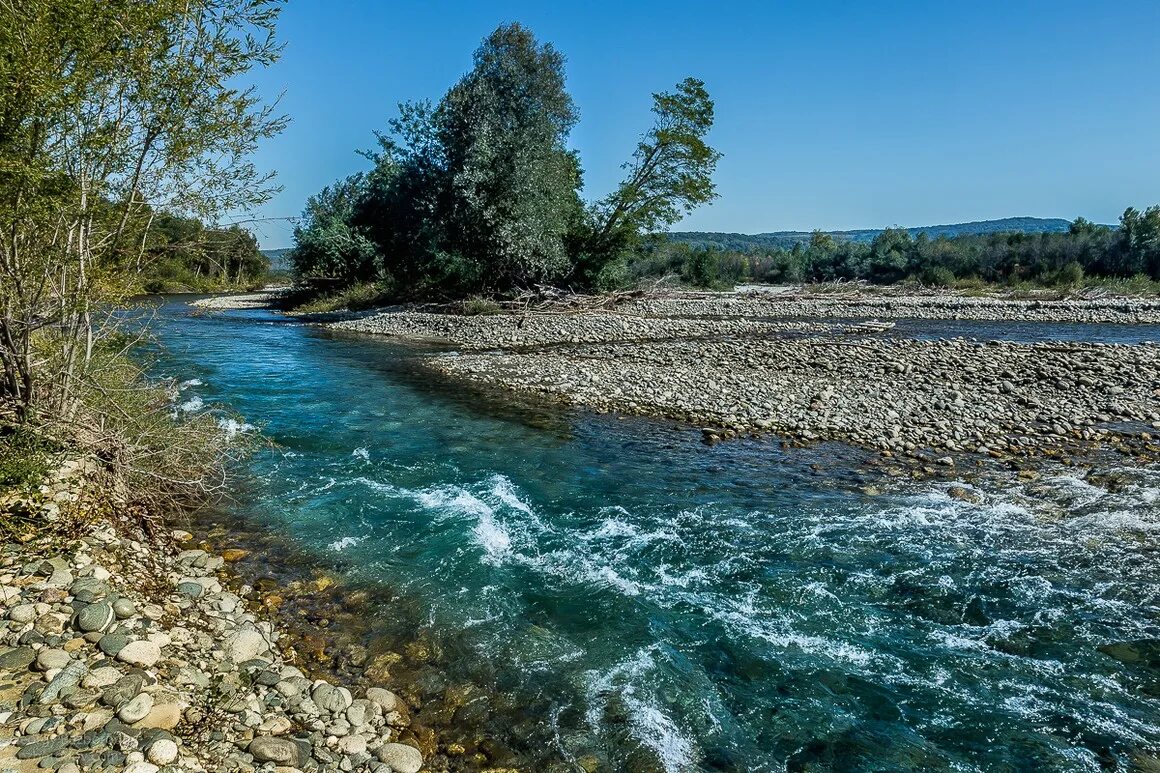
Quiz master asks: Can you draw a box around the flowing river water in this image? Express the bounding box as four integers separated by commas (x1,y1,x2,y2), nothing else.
146,297,1159,772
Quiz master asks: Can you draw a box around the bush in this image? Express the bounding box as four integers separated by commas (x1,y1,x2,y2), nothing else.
683,249,720,288
462,296,501,315
594,259,632,291
1056,261,1085,285
918,266,957,287
0,426,57,492
291,282,393,314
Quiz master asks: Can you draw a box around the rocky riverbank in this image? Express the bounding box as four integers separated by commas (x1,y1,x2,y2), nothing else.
0,462,430,773
619,289,1160,324
329,292,1160,467
427,335,1160,464
332,310,839,350
190,291,287,311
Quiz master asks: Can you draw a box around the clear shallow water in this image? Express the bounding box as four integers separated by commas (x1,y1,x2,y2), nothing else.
148,298,1160,772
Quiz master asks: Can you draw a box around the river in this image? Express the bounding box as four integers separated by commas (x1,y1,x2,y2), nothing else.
146,297,1159,772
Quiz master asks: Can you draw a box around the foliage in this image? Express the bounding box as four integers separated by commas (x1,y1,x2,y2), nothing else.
682,249,721,288
288,282,395,315
0,426,58,491
438,24,582,287
141,216,268,293
290,174,380,282
0,0,285,421
576,78,722,283
619,208,1160,291
461,296,502,315
72,336,254,514
290,25,720,301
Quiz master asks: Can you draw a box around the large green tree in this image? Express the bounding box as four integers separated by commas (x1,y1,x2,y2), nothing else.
438,23,583,288
291,25,720,298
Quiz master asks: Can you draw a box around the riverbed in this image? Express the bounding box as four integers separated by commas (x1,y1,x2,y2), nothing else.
153,297,1160,772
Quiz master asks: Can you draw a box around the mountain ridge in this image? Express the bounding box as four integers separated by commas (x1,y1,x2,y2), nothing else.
669,217,1082,251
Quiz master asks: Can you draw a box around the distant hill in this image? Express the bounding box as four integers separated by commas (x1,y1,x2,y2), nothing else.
261,248,293,271
669,217,1077,251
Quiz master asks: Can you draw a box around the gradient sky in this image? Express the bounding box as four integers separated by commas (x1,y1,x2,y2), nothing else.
242,0,1160,249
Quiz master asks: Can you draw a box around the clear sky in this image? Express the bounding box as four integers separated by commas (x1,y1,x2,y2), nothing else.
242,0,1160,249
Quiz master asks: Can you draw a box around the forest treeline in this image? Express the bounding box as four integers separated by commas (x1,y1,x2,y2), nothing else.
139,213,268,293
289,24,1160,302
290,24,721,301
630,207,1160,289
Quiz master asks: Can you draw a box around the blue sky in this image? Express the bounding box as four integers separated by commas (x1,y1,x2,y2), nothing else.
243,0,1160,249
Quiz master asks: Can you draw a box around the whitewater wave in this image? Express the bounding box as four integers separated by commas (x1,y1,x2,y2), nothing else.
217,417,254,440
177,396,204,413
584,647,699,772
328,535,365,552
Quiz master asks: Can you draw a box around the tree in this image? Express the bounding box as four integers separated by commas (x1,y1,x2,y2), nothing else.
0,0,285,420
868,227,912,282
1121,205,1160,278
436,23,583,289
291,174,380,282
584,78,722,271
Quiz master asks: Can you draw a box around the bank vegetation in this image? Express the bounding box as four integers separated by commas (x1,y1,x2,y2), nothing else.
0,0,283,514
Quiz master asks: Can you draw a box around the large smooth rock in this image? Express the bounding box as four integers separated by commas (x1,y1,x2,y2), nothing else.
248,736,300,766
116,640,161,668
0,646,35,672
69,577,108,602
117,692,153,724
82,665,123,689
137,702,183,730
112,598,137,620
224,625,268,662
9,604,36,624
98,633,130,657
365,687,399,712
35,648,70,671
145,738,178,765
376,742,423,773
311,682,352,713
76,601,115,633
346,698,376,727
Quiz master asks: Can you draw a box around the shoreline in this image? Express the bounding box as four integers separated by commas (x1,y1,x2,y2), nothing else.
0,463,433,773
322,290,1160,470
5,289,1143,770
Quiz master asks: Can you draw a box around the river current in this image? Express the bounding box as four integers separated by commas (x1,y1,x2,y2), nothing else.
147,297,1159,772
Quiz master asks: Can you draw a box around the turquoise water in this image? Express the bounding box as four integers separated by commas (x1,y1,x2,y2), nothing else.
150,298,1160,772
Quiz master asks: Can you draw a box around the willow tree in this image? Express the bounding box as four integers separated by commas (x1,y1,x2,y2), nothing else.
576,78,721,283
0,0,285,420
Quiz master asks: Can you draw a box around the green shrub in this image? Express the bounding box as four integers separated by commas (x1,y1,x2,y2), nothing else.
0,427,57,491
292,281,393,314
594,259,632,291
1056,261,1085,286
683,250,720,288
462,296,501,315
919,266,957,287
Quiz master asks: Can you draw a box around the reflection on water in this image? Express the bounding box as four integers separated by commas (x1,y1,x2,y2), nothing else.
147,297,1160,772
